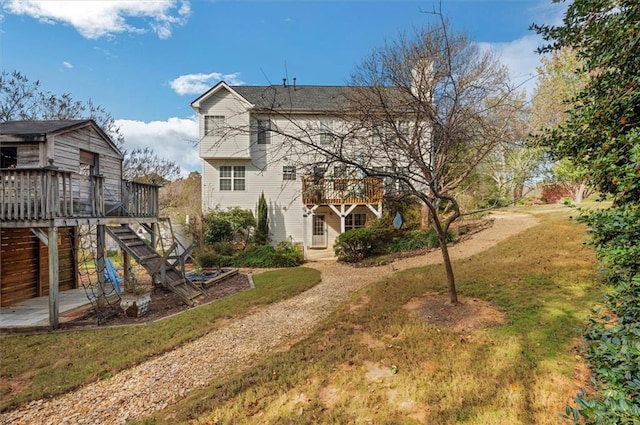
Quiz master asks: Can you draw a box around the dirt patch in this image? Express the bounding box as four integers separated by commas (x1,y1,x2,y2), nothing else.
66,273,251,327
404,293,506,333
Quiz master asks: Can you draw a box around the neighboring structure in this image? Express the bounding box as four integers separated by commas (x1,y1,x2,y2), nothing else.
191,82,387,252
0,120,200,328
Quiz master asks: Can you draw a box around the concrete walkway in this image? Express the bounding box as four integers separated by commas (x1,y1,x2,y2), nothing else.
0,288,94,328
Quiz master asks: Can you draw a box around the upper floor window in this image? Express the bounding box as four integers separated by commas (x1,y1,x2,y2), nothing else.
220,165,245,191
0,147,17,168
257,119,271,144
398,121,410,139
283,165,296,181
319,119,334,145
205,115,225,137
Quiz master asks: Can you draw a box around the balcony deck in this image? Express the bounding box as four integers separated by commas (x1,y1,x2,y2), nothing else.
1,168,159,227
302,177,383,206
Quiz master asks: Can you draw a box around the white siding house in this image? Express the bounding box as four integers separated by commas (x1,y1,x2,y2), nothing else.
191,82,386,253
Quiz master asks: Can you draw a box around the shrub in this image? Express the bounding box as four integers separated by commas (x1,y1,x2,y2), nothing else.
193,248,217,268
232,242,303,268
387,230,430,252
334,227,395,263
426,230,455,248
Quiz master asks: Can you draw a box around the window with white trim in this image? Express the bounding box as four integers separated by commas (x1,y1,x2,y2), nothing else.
398,121,410,139
319,119,334,144
220,165,245,191
257,119,271,144
283,165,296,181
345,213,367,230
204,115,224,137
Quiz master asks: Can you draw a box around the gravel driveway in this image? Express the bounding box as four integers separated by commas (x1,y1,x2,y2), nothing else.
0,212,538,425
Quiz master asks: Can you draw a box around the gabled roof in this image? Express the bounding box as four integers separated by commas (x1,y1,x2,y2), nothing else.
190,82,351,113
0,119,123,158
0,119,90,136
231,85,349,112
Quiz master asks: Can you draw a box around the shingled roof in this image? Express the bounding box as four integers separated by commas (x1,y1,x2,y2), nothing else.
231,85,349,112
0,119,91,137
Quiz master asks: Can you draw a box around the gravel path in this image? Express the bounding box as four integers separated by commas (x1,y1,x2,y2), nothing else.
1,212,538,425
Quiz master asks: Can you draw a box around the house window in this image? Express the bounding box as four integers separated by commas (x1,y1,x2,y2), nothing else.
205,115,225,137
319,119,334,144
0,147,17,168
257,119,271,144
398,121,410,139
283,165,296,181
220,165,245,191
345,213,367,230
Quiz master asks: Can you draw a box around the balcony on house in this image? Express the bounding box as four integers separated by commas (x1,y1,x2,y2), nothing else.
1,168,159,223
302,176,383,206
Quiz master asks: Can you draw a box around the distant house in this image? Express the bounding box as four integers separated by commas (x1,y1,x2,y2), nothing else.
1,120,199,328
191,82,390,253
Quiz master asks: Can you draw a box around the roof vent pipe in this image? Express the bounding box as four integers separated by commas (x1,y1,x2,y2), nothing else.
283,78,287,88
293,77,297,90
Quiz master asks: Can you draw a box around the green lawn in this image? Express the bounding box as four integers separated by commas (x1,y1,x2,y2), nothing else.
0,267,321,412
144,208,602,424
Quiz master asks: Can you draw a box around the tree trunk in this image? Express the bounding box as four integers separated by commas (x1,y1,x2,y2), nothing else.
430,212,458,304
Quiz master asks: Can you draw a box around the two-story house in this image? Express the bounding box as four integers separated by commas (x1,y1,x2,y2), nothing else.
1,119,201,328
191,82,388,254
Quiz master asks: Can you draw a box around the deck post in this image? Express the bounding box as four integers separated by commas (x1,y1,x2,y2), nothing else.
96,225,106,307
47,223,59,329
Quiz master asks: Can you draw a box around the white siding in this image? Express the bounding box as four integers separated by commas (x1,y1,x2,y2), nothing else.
199,90,251,159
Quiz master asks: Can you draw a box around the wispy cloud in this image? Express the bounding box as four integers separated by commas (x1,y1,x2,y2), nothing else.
116,116,200,177
169,72,245,96
62,61,73,69
3,0,191,40
480,0,568,96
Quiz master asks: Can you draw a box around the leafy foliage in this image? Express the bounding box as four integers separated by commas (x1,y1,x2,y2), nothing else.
203,207,256,248
532,0,640,422
254,192,269,245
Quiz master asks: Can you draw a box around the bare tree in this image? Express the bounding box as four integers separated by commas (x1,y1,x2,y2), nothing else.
257,20,519,304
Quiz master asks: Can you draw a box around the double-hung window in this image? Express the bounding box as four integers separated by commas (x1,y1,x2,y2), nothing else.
220,165,245,191
257,119,271,144
319,119,334,144
204,115,224,137
283,165,296,181
398,121,410,139
345,213,367,230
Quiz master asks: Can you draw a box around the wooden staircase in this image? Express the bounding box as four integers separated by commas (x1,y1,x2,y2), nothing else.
105,224,203,306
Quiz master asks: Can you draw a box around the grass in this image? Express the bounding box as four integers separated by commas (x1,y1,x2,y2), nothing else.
0,267,321,412
139,208,603,424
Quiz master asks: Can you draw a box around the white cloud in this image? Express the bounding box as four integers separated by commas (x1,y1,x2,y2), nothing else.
479,34,545,95
479,1,569,97
116,116,200,178
3,0,191,39
169,72,245,96
62,61,73,69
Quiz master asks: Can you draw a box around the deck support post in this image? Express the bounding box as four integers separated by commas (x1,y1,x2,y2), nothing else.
47,223,59,329
96,225,106,307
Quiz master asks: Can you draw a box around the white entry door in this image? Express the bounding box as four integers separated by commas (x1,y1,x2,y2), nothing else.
311,215,327,248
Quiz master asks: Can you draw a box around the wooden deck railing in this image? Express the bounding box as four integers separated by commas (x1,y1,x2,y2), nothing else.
121,180,159,218
1,168,159,222
302,177,383,205
1,168,78,221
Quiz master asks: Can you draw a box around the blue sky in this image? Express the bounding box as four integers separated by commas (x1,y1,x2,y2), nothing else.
1,0,566,176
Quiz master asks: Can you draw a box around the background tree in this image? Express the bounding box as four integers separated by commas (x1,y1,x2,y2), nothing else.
0,70,180,183
532,0,640,422
255,192,269,245
262,18,520,304
529,48,593,203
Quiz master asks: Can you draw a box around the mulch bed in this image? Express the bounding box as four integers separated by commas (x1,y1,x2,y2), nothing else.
65,272,251,327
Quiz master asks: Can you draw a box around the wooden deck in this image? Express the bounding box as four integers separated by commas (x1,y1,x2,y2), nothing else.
1,168,159,226
302,177,383,205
